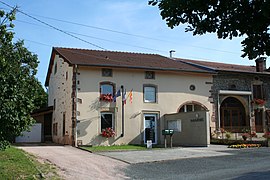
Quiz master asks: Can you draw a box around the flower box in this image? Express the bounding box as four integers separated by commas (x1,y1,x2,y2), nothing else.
100,94,113,102
251,98,266,106
101,127,116,138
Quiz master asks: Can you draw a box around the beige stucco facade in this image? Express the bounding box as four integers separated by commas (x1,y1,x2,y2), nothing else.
75,66,213,146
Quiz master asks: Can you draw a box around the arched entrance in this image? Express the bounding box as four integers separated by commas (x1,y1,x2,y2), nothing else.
178,101,208,113
220,97,248,132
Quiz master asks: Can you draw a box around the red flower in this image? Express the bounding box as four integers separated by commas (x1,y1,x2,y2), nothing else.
101,127,116,138
100,94,113,102
263,132,270,139
252,99,266,106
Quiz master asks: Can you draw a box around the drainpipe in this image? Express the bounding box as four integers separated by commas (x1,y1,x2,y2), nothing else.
248,95,252,131
121,85,124,137
217,91,220,130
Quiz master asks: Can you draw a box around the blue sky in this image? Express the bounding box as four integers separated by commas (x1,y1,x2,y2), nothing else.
1,0,262,86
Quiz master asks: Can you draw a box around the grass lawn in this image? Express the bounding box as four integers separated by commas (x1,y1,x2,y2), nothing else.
80,144,157,152
0,146,60,179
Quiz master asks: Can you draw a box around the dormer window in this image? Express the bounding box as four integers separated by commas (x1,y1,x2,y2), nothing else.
145,71,155,79
102,68,113,77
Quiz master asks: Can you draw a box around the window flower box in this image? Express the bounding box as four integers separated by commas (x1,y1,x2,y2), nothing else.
100,94,113,102
101,127,116,138
251,98,266,106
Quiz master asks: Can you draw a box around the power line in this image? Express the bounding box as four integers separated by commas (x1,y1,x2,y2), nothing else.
2,2,243,62
15,18,240,56
16,36,227,63
29,12,240,55
15,36,52,47
15,19,167,53
0,1,106,50
3,2,240,55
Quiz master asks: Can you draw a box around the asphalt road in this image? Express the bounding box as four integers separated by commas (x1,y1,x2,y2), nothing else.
123,148,270,180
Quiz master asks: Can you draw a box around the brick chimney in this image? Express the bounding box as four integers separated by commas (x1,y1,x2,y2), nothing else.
255,57,266,72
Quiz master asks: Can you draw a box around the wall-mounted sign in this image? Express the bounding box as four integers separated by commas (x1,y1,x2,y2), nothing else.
168,120,181,132
190,118,204,122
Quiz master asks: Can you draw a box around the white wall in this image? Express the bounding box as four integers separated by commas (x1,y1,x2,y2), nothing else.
15,123,42,143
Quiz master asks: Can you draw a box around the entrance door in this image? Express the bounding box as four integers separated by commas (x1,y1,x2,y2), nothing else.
221,108,242,131
144,114,157,144
220,97,247,132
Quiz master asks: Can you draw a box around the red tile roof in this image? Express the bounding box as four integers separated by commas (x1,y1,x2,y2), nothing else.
54,48,212,71
45,48,213,86
178,59,257,73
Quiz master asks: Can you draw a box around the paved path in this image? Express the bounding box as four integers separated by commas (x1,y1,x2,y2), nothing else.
18,144,237,179
18,145,128,180
98,145,234,164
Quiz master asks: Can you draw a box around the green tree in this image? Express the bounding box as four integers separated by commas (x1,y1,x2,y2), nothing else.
0,8,47,150
149,0,270,60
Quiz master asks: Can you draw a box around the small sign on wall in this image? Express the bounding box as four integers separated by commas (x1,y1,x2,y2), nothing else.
168,120,181,132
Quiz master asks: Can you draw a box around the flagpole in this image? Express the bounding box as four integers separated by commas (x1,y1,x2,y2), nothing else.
121,85,124,137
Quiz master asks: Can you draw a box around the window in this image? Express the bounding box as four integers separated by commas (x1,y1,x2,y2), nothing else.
66,71,68,80
102,68,113,77
101,112,114,131
62,112,66,136
100,82,115,95
253,85,263,99
179,103,207,113
54,62,57,74
53,123,58,136
53,99,56,110
189,85,196,91
143,85,156,103
145,71,155,79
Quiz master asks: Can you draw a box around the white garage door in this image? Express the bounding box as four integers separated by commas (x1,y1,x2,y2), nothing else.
15,123,42,143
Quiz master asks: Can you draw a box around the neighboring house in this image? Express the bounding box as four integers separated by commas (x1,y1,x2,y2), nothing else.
45,47,214,146
16,106,53,143
179,57,270,135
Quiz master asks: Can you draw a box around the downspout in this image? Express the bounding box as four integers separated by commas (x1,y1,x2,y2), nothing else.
248,95,252,131
217,91,220,130
121,85,124,137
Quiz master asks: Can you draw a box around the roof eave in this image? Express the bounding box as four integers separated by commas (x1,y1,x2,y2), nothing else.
76,63,215,74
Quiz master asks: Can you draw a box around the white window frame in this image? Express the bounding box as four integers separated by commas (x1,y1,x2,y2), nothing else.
143,85,157,103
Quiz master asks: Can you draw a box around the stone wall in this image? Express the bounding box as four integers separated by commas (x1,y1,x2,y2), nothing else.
211,71,270,132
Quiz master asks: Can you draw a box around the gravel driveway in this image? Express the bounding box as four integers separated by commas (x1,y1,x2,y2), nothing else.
18,145,128,180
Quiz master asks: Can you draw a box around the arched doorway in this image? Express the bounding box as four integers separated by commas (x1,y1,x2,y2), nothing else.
220,97,248,132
